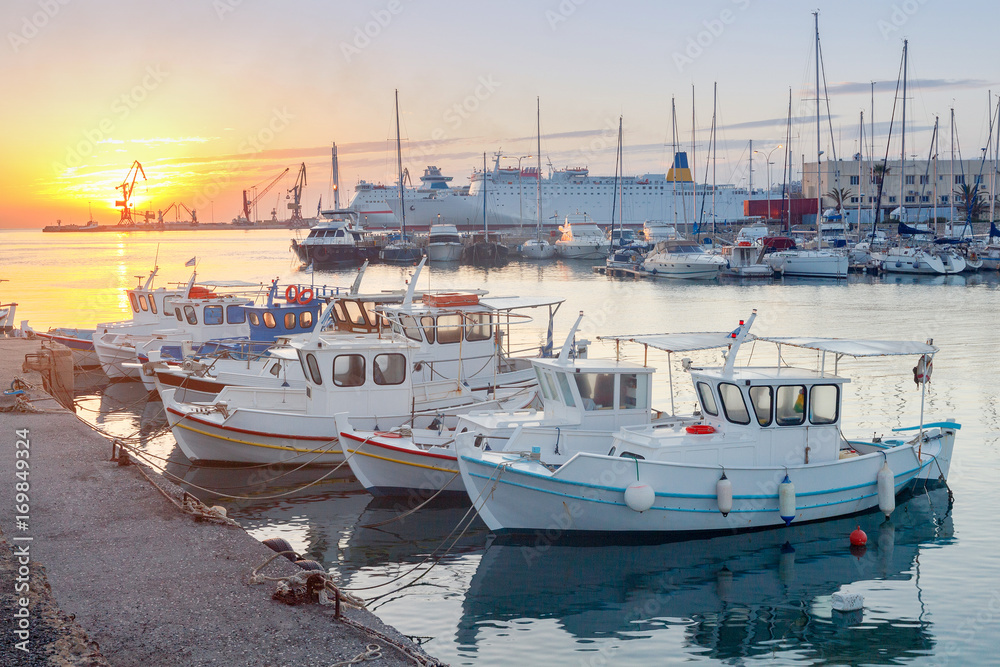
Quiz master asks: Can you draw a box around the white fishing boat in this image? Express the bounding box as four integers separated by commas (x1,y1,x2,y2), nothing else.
91,268,192,379
720,242,772,278
26,327,99,367
874,245,965,275
426,223,463,262
335,312,674,497
0,286,17,333
456,310,957,539
554,213,611,259
162,284,562,465
642,239,727,279
765,249,848,278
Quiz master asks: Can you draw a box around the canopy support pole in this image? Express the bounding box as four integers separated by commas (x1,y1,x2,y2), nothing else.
668,351,675,415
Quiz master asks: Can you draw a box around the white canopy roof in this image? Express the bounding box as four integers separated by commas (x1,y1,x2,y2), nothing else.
478,296,566,311
598,332,736,353
756,337,937,357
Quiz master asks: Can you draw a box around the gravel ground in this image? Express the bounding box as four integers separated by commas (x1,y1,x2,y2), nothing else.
0,339,443,666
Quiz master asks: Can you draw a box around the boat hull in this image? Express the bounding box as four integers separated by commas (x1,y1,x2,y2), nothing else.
427,243,463,262
766,251,848,278
339,431,463,497
458,427,955,537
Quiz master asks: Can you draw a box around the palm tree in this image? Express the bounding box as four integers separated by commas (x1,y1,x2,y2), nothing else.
953,183,986,220
823,187,852,210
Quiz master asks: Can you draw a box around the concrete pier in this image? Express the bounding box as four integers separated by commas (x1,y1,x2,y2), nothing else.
0,339,440,666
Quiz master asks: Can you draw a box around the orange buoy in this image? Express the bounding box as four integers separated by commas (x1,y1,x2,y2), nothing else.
686,424,716,435
296,287,314,305
285,284,299,303
850,526,867,546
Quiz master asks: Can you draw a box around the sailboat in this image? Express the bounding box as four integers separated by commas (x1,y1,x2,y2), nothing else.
765,13,848,279
463,153,509,266
520,98,557,260
379,90,424,265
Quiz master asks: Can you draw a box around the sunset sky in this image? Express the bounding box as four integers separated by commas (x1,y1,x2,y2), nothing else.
2,0,997,228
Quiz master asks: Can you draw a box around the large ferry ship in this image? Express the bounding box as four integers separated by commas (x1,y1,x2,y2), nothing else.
386,152,758,232
468,152,755,231
348,165,473,229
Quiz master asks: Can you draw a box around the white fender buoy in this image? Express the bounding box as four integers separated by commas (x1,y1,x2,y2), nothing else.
716,473,733,517
778,474,796,526
624,482,655,512
877,460,895,517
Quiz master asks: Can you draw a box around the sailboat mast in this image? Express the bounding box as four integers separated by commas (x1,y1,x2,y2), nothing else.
618,117,624,234
858,111,864,230
785,88,792,233
331,142,341,209
536,97,543,241
395,89,406,238
900,40,908,222
933,115,939,231
814,11,823,249
950,107,955,223
691,85,696,234
712,81,717,237
671,96,678,229
991,93,998,226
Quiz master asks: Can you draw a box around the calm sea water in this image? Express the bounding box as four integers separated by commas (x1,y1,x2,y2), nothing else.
4,228,1000,665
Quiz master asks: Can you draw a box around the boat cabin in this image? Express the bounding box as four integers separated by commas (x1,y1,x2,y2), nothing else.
686,367,848,466
530,356,656,431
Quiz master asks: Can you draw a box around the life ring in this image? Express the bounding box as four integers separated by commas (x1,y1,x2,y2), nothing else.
686,424,716,435
374,431,403,439
296,287,314,305
284,284,299,303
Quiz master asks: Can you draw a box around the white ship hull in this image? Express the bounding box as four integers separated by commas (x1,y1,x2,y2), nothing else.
766,251,848,278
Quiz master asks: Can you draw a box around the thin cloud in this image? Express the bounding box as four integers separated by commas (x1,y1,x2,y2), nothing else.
824,78,991,95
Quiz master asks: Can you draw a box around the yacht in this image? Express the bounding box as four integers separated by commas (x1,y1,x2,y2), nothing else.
426,223,463,262
290,210,371,267
554,213,611,259
642,239,727,279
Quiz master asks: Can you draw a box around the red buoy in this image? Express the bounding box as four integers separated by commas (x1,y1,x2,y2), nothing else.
850,526,868,546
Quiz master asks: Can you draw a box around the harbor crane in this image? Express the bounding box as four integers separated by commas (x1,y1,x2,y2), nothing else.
116,160,151,225
241,167,289,224
157,202,198,224
286,162,307,222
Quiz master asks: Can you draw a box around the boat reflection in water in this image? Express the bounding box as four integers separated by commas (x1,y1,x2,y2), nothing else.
459,483,953,664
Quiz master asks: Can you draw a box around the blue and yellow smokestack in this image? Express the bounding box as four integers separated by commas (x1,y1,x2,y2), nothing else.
666,151,693,183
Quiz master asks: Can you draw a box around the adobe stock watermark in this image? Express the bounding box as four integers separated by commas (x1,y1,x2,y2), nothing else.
212,0,242,20
51,65,169,174
876,0,929,39
673,0,752,73
340,0,409,62
545,0,586,31
7,0,72,53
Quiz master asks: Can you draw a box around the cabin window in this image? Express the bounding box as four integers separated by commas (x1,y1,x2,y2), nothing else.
574,373,615,410
437,314,464,344
420,316,436,343
373,353,406,385
333,354,365,387
175,307,183,322
697,381,719,416
138,295,148,311
775,385,806,426
299,311,313,329
535,368,554,400
718,383,750,425
748,386,772,426
306,353,322,385
148,296,157,314
619,373,645,410
183,305,198,325
333,302,347,325
129,293,140,313
227,305,246,324
284,313,297,330
263,312,277,329
248,312,260,326
465,313,492,342
364,302,382,329
398,314,423,342
543,372,560,405
809,385,839,425
557,373,576,408
204,305,223,325
344,301,367,327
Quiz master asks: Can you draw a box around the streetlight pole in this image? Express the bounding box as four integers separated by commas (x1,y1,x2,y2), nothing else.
754,144,782,222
